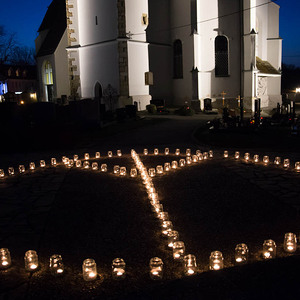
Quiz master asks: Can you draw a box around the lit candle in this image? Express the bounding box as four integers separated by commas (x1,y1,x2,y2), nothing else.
83,161,90,169
158,211,169,222
108,151,113,158
209,251,224,270
179,159,186,167
95,152,100,159
8,167,15,176
149,257,163,280
175,149,180,156
143,148,148,155
263,239,276,259
235,243,249,264
283,233,297,253
274,157,281,165
161,220,173,236
0,169,5,178
192,155,198,163
165,148,170,155
40,160,46,168
82,258,97,281
64,157,70,166
154,148,159,155
152,203,163,214
19,165,25,174
263,156,269,165
164,163,171,172
203,152,209,160
112,258,126,280
84,153,90,160
24,250,39,271
73,155,79,161
76,160,82,168
101,164,107,172
92,162,98,170
120,167,126,176
113,165,120,174
186,149,191,157
244,153,250,162
49,254,64,275
0,248,11,269
209,150,214,158
173,241,185,260
253,154,259,163
235,151,240,159
51,158,57,167
283,159,290,168
117,150,122,157
171,161,178,169
156,165,163,174
167,230,179,248
186,157,192,165
295,162,300,172
196,150,202,157
224,151,229,158
130,168,138,177
184,254,197,275
148,168,156,177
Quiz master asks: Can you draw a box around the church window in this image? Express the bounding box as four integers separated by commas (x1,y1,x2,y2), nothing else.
44,61,53,85
142,14,148,26
16,69,20,77
8,68,12,77
173,40,183,79
215,36,229,77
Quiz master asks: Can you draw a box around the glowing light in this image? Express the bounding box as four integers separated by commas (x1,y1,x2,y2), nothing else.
112,258,126,280
149,257,163,280
263,240,276,259
82,259,97,281
24,250,39,271
209,251,224,270
0,248,11,269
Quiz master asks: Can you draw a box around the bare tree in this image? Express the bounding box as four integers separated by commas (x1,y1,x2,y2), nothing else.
9,46,36,66
0,25,17,64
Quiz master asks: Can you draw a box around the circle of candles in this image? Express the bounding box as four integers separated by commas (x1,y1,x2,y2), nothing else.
165,148,170,155
253,154,259,163
175,149,180,156
156,165,163,174
154,148,159,155
224,151,229,158
192,155,198,163
179,159,186,167
167,230,179,248
76,160,82,168
113,165,120,174
283,233,297,253
117,150,122,157
149,257,163,280
51,158,57,167
235,243,249,264
148,168,156,177
50,254,64,275
184,254,197,275
143,148,148,155
24,250,39,271
262,239,276,259
186,149,191,157
274,157,281,165
84,153,90,160
83,161,90,169
171,161,178,169
173,241,185,260
244,153,250,162
0,169,5,178
95,152,100,159
235,151,240,159
209,150,214,158
283,158,290,168
164,162,171,172
0,248,11,269
295,162,300,172
263,156,269,165
19,165,25,174
73,155,79,161
209,251,224,270
40,160,46,168
92,162,98,170
112,258,126,279
130,168,137,177
186,157,192,165
161,220,173,236
108,151,113,157
120,167,126,176
101,164,107,172
82,258,97,281
8,167,15,176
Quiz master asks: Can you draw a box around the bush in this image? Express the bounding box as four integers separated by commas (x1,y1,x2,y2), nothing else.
175,105,195,116
146,104,157,114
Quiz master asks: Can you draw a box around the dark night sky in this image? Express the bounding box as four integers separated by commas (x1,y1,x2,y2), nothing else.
1,0,300,66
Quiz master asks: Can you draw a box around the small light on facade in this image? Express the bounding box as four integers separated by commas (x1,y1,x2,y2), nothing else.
108,151,113,158
0,169,5,178
235,151,240,159
167,230,179,248
40,160,46,168
149,257,163,280
284,233,297,253
95,152,101,159
50,254,64,275
263,239,276,259
120,167,126,176
8,167,15,176
263,156,269,165
76,160,82,168
148,168,156,177
165,148,170,155
24,250,39,271
253,154,259,163
209,251,224,270
92,162,98,170
179,159,186,167
83,161,90,169
235,243,249,264
244,153,250,162
295,162,300,172
156,165,163,174
283,159,290,168
51,158,57,167
82,258,97,281
186,157,192,165
209,150,214,158
171,161,178,169
117,150,122,157
101,164,107,172
224,151,229,158
143,149,148,155
154,148,159,155
0,248,11,269
175,149,180,156
112,258,126,279
113,165,120,174
274,157,281,165
161,220,173,236
19,165,25,174
130,168,138,177
184,254,197,275
84,153,90,160
164,162,171,172
186,149,191,157
173,241,185,260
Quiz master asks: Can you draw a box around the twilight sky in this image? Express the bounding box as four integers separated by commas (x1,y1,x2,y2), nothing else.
1,0,300,66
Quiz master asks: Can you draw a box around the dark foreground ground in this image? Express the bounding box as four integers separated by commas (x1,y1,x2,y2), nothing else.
0,114,300,299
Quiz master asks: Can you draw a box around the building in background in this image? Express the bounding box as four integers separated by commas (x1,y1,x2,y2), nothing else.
35,0,282,112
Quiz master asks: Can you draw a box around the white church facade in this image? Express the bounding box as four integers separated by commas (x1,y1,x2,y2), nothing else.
35,0,282,112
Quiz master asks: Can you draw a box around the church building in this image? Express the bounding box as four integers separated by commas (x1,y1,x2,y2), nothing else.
35,0,282,112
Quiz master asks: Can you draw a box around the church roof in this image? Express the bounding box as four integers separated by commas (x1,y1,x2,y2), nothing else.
36,0,67,57
256,57,280,75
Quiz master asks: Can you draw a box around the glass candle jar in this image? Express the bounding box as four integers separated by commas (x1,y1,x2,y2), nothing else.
83,161,90,169
120,167,126,176
192,155,198,163
76,160,82,168
117,150,122,157
209,150,214,158
235,243,249,264
263,239,276,259
24,250,39,271
263,156,269,165
0,248,11,269
186,157,192,165
19,165,25,174
203,152,208,160
154,148,159,155
95,152,101,159
179,159,186,167
244,153,250,162
198,153,204,161
112,258,126,279
161,221,173,236
108,151,113,158
295,162,300,172
184,254,197,275
235,151,240,159
92,162,98,170
186,149,191,157
68,159,74,168
73,154,79,161
0,169,5,178
149,257,163,280
253,154,259,163
156,165,163,174
209,251,224,270
196,150,201,157
8,167,14,176
49,254,64,275
113,165,120,174
148,168,156,177
171,161,178,169
130,168,137,177
64,157,70,166
223,151,229,158
164,163,171,172
173,241,185,260
29,162,35,171
40,160,46,168
274,157,281,165
82,258,97,281
143,148,148,155
152,203,163,214
158,212,169,222
101,164,107,172
167,230,179,248
175,149,180,156
84,153,90,160
165,148,170,155
283,233,297,253
51,158,57,167
283,159,290,168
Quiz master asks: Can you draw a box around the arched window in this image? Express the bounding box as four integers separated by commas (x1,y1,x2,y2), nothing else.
215,36,229,77
173,40,183,79
44,61,53,85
